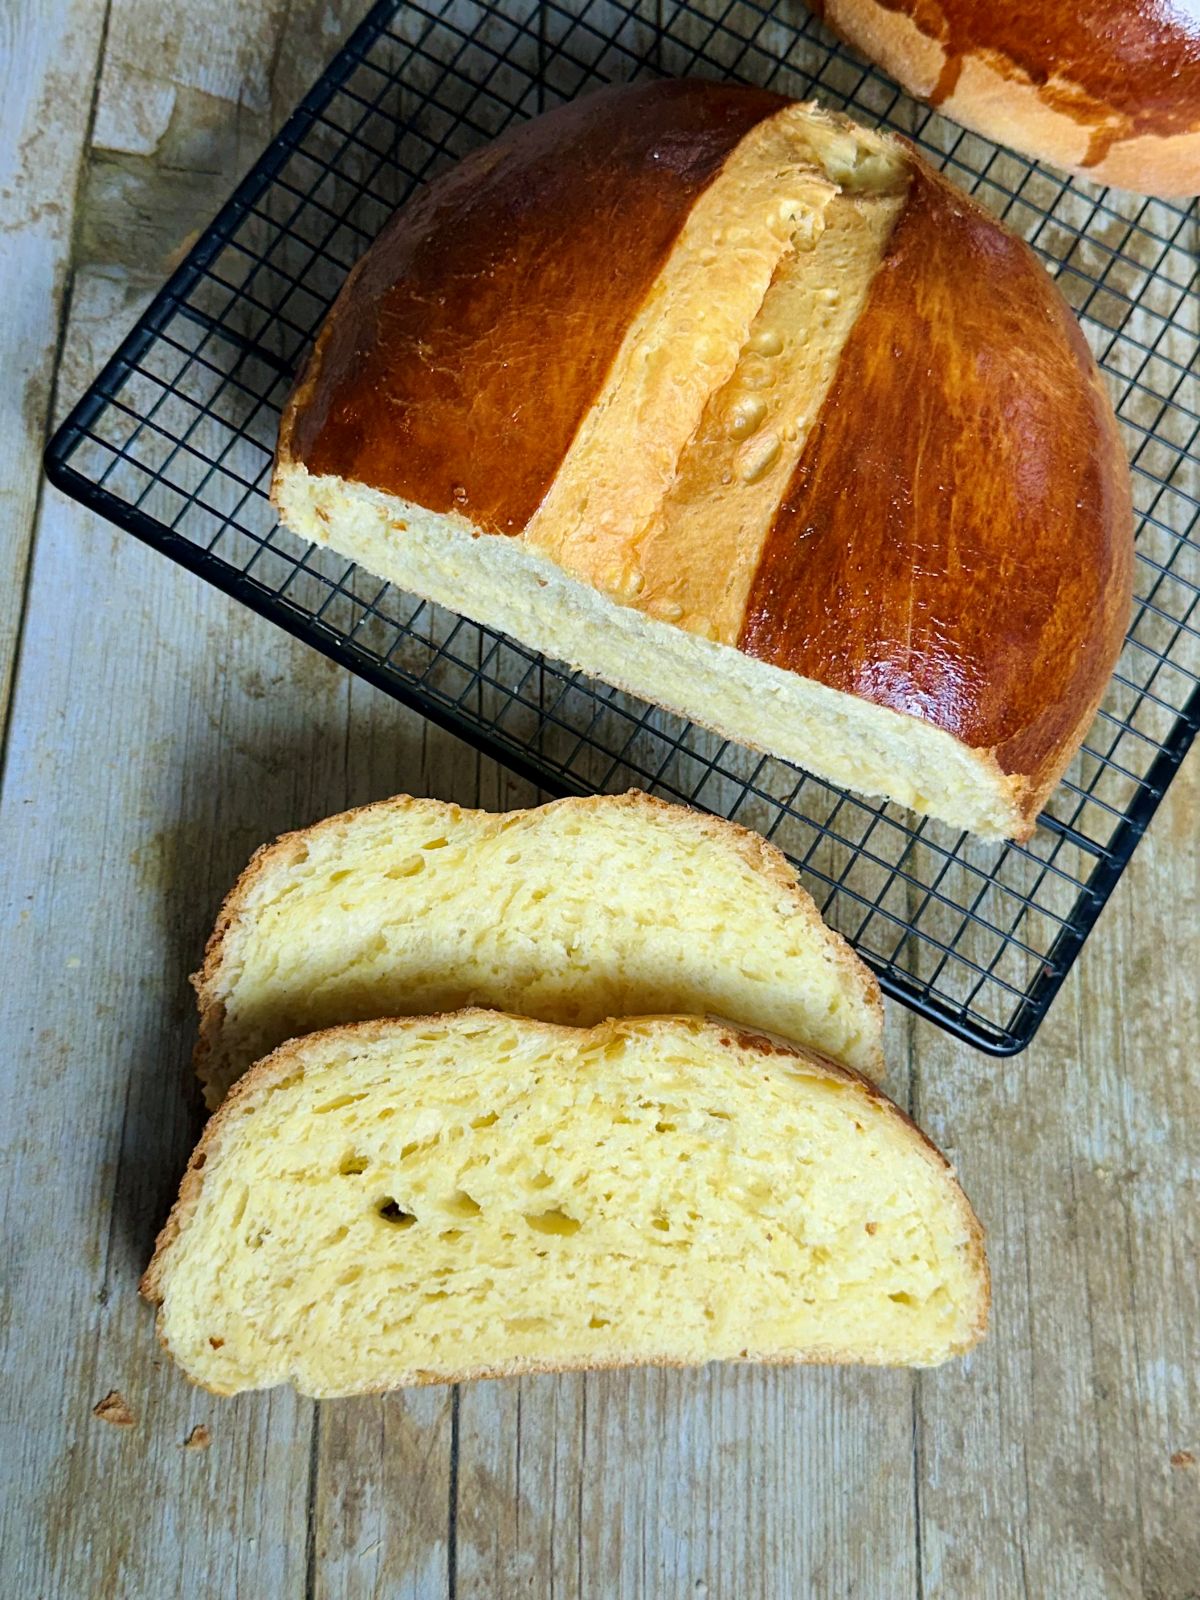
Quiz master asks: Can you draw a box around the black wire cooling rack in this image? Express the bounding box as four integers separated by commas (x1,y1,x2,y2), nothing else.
45,0,1199,1053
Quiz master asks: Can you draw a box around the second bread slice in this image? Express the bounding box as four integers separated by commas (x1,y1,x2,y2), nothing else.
194,790,883,1105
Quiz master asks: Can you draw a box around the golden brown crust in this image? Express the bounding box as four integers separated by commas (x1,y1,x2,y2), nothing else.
282,80,785,534
816,0,1200,196
143,1011,988,1386
190,789,885,1098
275,81,1132,838
738,159,1132,830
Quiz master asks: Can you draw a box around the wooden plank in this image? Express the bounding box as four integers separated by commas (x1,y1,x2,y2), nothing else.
0,3,385,1595
297,0,544,1542
907,207,1200,1591
309,691,505,1600
0,372,323,1596
0,0,111,735
911,745,1200,1600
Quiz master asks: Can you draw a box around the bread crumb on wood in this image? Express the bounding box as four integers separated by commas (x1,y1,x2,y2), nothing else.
93,1390,135,1427
1170,1449,1196,1469
184,1424,211,1451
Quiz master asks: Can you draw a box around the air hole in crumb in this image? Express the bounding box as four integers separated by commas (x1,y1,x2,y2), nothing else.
706,1109,732,1122
421,836,449,850
440,1229,464,1243
865,1221,878,1235
315,1093,368,1114
530,1172,553,1190
445,1191,481,1218
328,869,353,885
532,1132,552,1146
376,1199,416,1229
651,1217,670,1232
339,1154,369,1176
589,1315,611,1329
470,1111,498,1129
655,1121,675,1134
889,1291,917,1306
384,857,424,879
193,1153,206,1170
209,1336,225,1349
525,1208,581,1237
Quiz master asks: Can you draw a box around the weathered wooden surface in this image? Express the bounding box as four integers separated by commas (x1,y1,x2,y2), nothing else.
0,2,1196,1595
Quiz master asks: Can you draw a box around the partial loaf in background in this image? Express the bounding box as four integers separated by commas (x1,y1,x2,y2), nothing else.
274,80,1133,841
194,790,883,1106
144,1012,988,1396
807,1,1200,198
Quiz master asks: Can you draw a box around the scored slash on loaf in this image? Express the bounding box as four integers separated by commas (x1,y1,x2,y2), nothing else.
192,790,883,1107
273,79,1133,841
142,1012,989,1397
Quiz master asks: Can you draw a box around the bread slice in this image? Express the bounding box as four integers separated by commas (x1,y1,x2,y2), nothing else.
193,790,883,1107
142,1012,988,1396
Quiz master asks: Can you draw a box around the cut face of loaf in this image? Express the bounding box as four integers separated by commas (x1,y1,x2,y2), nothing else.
194,790,882,1107
274,80,1133,841
143,1013,989,1396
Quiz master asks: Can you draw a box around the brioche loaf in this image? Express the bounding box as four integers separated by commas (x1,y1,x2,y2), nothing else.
143,1012,988,1396
193,790,883,1106
808,1,1200,198
274,80,1132,842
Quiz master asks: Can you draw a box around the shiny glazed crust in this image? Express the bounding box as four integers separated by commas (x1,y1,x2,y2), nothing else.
275,81,1134,839
738,157,1133,812
286,79,786,534
815,0,1200,197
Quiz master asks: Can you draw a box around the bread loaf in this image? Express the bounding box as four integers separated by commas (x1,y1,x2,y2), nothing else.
193,790,883,1106
273,80,1133,841
142,1012,989,1396
808,1,1200,198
